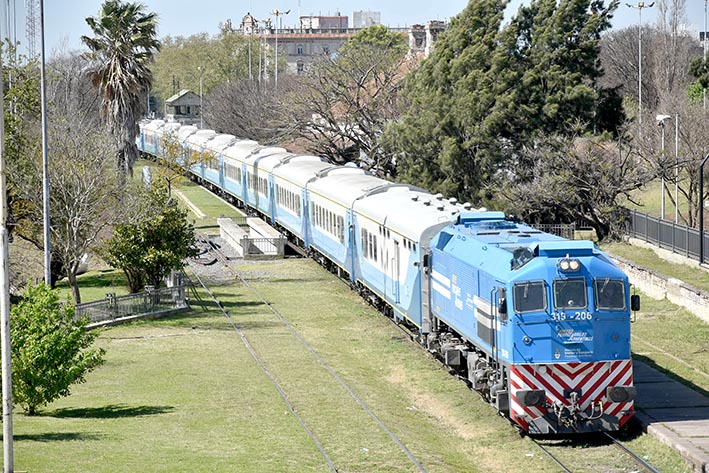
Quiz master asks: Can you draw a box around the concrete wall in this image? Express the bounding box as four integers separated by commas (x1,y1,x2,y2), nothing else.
611,254,709,324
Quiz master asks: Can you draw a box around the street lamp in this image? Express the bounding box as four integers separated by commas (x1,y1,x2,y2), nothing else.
197,66,203,128
657,114,671,219
626,2,655,140
271,9,290,92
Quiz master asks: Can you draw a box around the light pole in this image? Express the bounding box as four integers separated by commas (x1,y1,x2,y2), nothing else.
627,2,655,140
197,66,203,128
699,153,709,264
675,114,679,223
657,114,671,219
271,9,290,92
704,0,707,110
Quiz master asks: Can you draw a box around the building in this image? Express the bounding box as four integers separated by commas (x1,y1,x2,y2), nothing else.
240,11,444,76
408,21,446,58
353,11,381,29
164,89,201,125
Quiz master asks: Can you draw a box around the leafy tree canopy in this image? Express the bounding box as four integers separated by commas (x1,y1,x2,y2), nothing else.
384,0,621,202
101,184,199,292
5,282,105,415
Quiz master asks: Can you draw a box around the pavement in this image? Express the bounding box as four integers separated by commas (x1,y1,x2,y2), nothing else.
633,360,709,473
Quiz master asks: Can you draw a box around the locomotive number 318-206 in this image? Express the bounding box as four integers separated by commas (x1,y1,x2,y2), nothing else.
550,311,593,322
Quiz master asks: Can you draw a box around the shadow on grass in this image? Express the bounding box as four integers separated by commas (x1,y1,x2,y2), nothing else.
632,353,709,398
12,432,102,442
45,404,174,419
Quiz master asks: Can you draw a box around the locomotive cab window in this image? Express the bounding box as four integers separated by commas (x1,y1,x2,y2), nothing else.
513,281,547,313
594,279,626,311
553,278,587,310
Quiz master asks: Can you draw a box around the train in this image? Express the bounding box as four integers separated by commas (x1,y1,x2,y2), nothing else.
138,119,639,435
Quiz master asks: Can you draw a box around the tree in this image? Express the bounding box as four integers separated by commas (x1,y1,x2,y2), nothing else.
5,282,104,415
284,25,409,176
500,133,652,240
10,117,123,303
204,76,300,144
101,185,199,292
385,0,620,201
151,20,256,108
82,0,160,177
383,0,508,197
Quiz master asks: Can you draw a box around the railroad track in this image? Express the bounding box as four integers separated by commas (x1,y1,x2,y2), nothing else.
190,233,667,473
188,234,428,473
531,432,661,473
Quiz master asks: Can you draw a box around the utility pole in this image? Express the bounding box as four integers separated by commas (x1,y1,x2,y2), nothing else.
40,0,50,286
0,9,13,473
271,9,290,92
626,2,655,141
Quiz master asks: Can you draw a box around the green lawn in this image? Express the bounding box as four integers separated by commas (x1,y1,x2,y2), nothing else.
6,259,691,472
13,167,698,472
601,241,709,293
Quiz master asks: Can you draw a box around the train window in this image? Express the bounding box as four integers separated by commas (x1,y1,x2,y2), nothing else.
553,278,587,310
594,279,626,311
513,281,547,313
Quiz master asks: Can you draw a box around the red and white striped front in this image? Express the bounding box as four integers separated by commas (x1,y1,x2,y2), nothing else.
510,360,634,433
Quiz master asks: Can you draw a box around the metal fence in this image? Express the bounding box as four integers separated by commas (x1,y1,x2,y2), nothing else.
242,237,286,257
627,209,708,264
76,284,188,326
532,223,576,240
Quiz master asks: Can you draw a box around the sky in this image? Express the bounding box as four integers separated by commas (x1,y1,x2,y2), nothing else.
2,0,708,56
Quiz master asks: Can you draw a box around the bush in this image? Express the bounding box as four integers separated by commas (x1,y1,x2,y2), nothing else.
4,282,105,415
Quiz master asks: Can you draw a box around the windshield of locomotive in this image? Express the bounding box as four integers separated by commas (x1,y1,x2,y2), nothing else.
553,278,588,309
594,278,626,310
513,281,547,313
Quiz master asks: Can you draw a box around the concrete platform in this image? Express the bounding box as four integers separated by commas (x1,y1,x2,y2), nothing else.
633,360,709,472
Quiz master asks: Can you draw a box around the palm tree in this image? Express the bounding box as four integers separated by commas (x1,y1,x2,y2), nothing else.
82,1,160,177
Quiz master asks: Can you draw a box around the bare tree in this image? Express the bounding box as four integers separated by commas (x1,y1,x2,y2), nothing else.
203,76,301,144
500,134,654,241
47,51,103,129
11,117,124,303
282,26,410,177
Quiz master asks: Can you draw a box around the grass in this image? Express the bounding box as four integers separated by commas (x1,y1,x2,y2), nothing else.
175,179,246,231
601,241,709,292
624,177,691,221
6,259,692,472
8,168,698,471
631,294,709,395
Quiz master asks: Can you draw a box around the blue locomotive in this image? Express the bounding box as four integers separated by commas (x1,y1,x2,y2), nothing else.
138,120,638,434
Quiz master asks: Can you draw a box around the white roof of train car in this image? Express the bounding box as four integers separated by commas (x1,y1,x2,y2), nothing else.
272,156,332,188
222,140,260,162
185,129,217,147
205,134,237,153
177,125,198,141
308,167,389,208
354,188,463,241
143,120,165,132
245,148,291,172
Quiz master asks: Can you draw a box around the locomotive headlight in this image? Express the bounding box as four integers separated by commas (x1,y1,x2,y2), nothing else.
558,258,581,272
607,386,636,403
515,389,546,407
